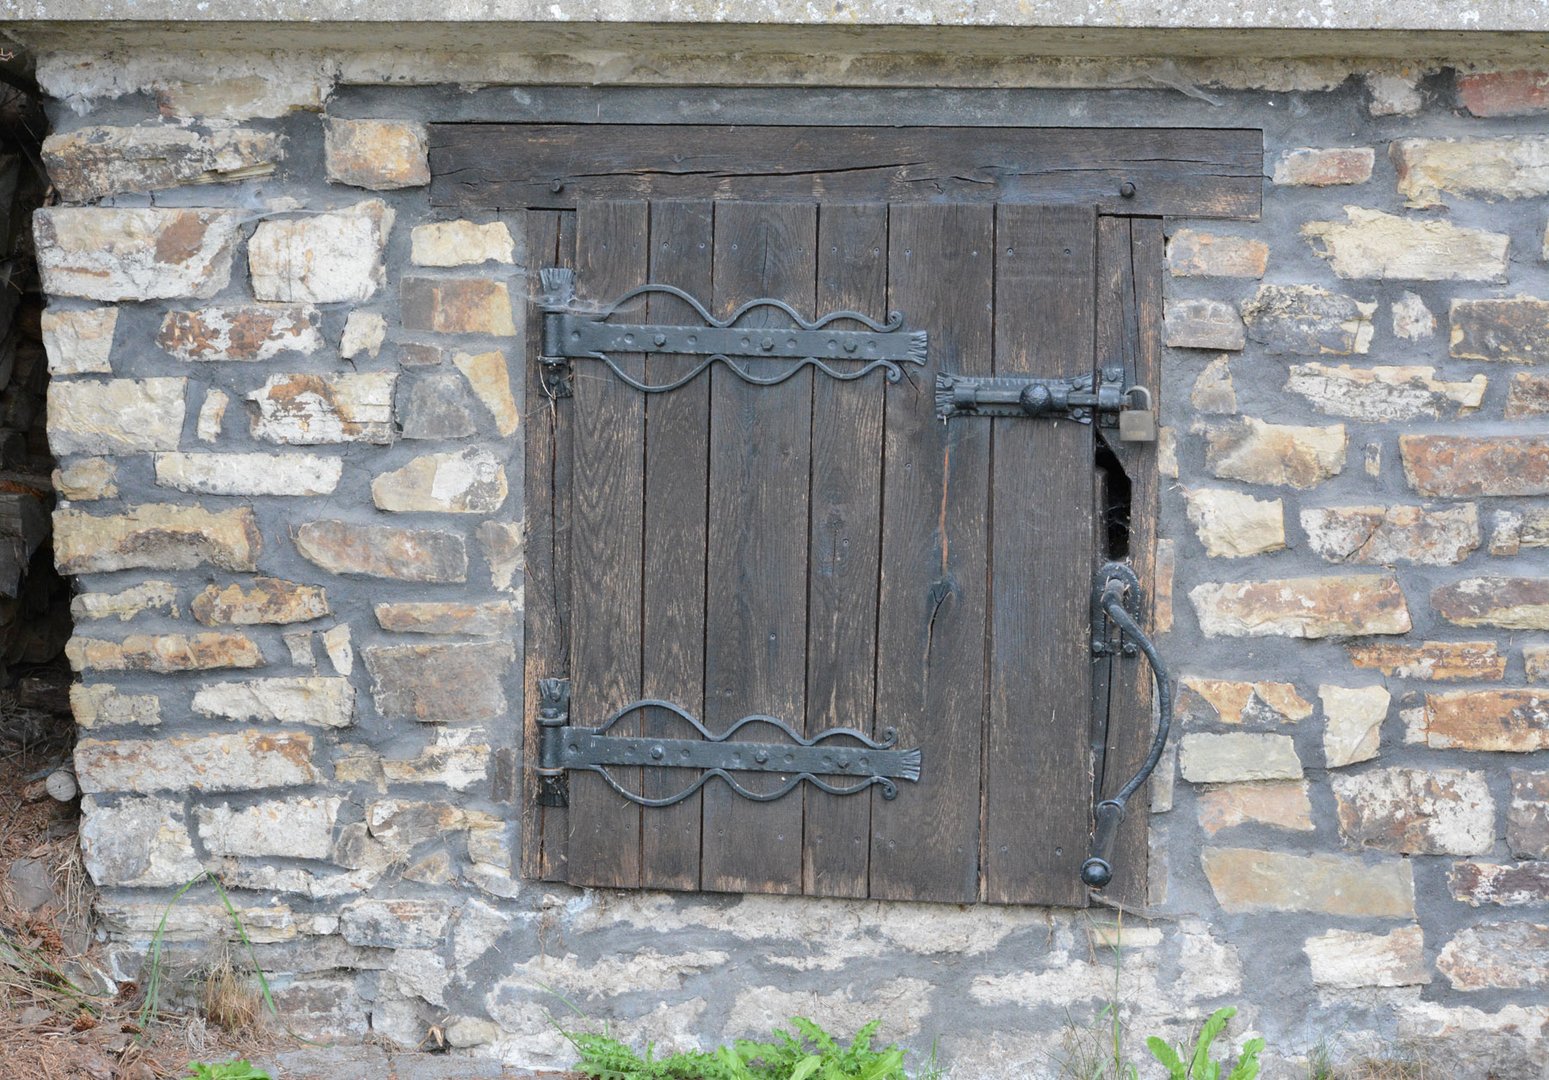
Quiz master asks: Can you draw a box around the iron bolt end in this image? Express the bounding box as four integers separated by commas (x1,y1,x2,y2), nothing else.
1119,181,1137,198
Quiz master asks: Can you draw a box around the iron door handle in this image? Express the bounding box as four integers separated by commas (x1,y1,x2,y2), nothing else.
1082,564,1174,890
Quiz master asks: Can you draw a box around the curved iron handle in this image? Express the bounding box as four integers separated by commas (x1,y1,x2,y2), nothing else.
1082,578,1174,890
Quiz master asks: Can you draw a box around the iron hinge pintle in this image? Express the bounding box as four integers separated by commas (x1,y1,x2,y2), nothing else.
533,684,922,809
537,267,927,398
536,677,571,807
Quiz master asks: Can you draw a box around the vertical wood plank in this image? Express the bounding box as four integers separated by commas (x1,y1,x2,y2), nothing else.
700,201,816,894
803,204,888,898
565,201,650,889
521,209,564,881
1099,215,1163,908
984,203,1096,907
542,210,578,882
639,201,714,890
869,204,994,903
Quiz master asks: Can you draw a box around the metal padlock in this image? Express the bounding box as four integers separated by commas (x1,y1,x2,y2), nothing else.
1118,386,1157,442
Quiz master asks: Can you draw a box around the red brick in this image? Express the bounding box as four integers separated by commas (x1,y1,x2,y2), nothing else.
1458,70,1549,117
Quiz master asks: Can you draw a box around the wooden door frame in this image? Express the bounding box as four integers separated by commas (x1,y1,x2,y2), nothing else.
456,116,1259,907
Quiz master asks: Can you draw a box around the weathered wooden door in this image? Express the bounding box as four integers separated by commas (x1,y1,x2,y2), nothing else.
523,198,1113,906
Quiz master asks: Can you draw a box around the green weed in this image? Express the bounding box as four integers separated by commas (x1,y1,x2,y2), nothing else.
567,1016,937,1080
185,1061,272,1080
1146,1007,1262,1080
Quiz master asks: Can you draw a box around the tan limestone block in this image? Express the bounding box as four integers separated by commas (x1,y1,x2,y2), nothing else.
294,521,467,583
1305,926,1429,988
1393,135,1549,207
71,581,178,622
35,207,242,301
154,452,343,497
374,601,518,635
54,504,260,574
1303,207,1509,282
1437,923,1549,991
412,220,516,267
43,125,281,201
158,304,322,362
1179,732,1301,784
1302,503,1480,566
196,796,343,859
75,731,318,794
70,684,161,728
1432,577,1549,630
401,278,518,336
1346,641,1506,682
1183,488,1285,558
1321,684,1390,768
248,371,396,445
1204,418,1346,489
1401,435,1549,497
1190,573,1411,638
1286,363,1484,422
371,447,508,514
1271,147,1375,186
1166,230,1267,278
453,350,520,436
191,578,329,626
324,119,430,190
53,457,117,501
249,200,394,304
41,307,117,375
48,377,187,456
66,632,264,674
1201,847,1414,917
1196,781,1314,835
1334,767,1494,855
1419,690,1549,752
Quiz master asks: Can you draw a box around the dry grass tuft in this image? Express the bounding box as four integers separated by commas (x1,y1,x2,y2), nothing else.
199,950,267,1038
1327,1061,1434,1080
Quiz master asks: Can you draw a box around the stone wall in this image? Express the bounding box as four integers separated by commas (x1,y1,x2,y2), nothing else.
27,50,1549,1078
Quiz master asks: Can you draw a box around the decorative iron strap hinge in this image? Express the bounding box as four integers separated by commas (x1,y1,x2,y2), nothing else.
935,365,1156,441
537,267,927,398
534,678,922,809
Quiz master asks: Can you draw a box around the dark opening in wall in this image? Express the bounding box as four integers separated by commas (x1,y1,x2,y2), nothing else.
0,50,80,908
1094,438,1132,561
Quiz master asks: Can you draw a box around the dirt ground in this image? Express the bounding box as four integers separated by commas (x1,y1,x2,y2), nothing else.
0,668,294,1080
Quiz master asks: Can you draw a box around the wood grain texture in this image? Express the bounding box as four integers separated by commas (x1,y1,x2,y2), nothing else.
639,200,715,891
1095,214,1164,908
984,203,1096,907
520,209,564,882
802,203,888,898
565,201,650,889
869,203,995,904
431,125,1261,220
699,202,817,894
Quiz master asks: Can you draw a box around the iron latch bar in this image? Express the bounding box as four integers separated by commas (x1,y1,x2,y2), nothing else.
538,267,926,398
935,365,1128,424
534,680,922,809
